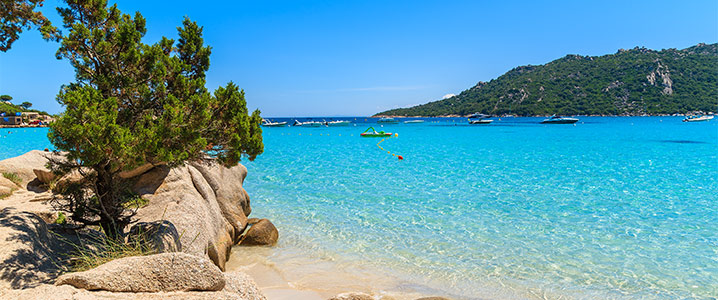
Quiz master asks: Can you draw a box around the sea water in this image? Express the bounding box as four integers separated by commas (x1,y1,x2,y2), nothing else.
232,117,718,299
0,127,53,158
3,118,717,299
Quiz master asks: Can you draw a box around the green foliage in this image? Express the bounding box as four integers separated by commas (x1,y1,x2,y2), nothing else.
19,101,32,109
2,172,22,185
47,0,263,238
0,0,60,51
378,44,718,116
0,102,20,115
0,95,12,101
54,212,67,224
122,195,149,209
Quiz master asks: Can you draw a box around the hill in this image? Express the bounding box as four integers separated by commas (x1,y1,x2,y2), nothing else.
376,43,718,117
0,101,49,116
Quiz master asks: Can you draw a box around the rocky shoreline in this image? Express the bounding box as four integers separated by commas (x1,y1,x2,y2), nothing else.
0,150,452,300
0,150,277,299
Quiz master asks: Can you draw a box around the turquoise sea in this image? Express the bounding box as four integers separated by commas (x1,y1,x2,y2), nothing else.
3,117,717,299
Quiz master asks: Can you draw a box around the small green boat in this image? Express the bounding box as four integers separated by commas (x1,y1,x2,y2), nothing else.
360,127,392,137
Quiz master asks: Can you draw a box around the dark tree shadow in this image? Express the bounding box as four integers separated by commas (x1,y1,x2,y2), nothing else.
128,220,182,252
0,208,62,288
0,208,100,289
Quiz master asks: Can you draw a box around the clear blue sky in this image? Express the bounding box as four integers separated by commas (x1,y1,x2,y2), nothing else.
1,0,716,116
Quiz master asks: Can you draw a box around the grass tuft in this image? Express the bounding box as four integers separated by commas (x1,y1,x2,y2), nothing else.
68,232,157,272
2,172,22,186
122,195,150,209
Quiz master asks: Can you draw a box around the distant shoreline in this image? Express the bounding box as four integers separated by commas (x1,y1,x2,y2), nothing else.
372,113,713,118
0,125,49,129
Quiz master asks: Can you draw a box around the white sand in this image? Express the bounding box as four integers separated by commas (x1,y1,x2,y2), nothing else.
225,246,433,300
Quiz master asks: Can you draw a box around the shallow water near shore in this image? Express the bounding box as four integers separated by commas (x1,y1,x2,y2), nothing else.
3,118,717,299
228,117,717,299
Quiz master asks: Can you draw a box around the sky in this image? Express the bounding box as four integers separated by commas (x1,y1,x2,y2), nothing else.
0,0,716,117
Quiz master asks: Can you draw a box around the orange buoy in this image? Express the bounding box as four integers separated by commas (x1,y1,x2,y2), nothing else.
397,155,403,160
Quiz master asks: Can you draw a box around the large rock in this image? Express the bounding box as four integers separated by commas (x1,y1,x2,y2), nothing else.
55,252,225,292
32,169,55,185
328,292,399,300
0,150,60,188
328,292,375,300
0,175,15,197
0,185,12,197
131,162,254,270
0,176,17,191
190,162,252,244
3,271,266,300
240,218,278,246
222,271,266,300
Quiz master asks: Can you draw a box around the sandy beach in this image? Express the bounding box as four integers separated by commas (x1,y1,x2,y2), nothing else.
226,246,441,300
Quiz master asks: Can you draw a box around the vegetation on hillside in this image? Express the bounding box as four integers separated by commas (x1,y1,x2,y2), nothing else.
0,96,49,115
377,44,718,117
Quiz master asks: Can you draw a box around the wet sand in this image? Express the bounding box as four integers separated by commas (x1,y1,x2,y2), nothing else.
225,246,437,300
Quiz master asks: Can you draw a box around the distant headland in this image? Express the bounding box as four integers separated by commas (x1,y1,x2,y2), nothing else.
375,43,718,117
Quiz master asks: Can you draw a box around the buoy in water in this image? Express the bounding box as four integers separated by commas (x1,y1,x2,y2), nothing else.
398,155,403,160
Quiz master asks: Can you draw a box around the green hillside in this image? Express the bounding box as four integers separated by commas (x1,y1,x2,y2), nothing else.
0,100,49,116
377,43,718,117
0,102,23,115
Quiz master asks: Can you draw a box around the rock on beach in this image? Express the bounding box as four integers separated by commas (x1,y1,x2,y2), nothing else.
240,218,279,246
55,252,225,292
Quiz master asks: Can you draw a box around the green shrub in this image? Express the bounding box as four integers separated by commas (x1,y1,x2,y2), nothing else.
54,212,67,225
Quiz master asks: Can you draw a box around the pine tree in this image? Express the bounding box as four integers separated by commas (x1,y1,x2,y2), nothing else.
0,0,59,51
48,0,263,238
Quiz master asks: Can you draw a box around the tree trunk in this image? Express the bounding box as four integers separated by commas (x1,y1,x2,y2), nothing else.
100,219,123,241
95,164,125,241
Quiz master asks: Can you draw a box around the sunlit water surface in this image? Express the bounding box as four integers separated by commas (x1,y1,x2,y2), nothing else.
4,118,717,299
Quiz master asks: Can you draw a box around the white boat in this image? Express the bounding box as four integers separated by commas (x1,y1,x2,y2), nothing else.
377,117,399,124
541,115,578,124
262,119,287,127
469,119,493,124
404,120,425,124
467,113,493,124
293,120,323,127
683,115,714,122
324,120,351,126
